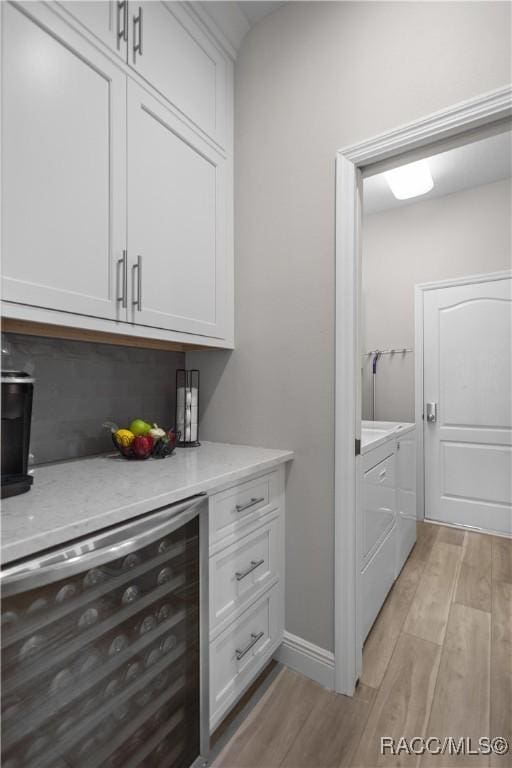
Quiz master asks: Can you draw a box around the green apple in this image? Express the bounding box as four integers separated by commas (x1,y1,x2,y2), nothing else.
129,419,152,436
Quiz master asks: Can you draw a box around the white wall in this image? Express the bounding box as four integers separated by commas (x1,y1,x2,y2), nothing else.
189,1,511,653
362,177,512,422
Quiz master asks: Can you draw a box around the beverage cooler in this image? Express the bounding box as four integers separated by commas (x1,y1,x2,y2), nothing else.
1,495,209,768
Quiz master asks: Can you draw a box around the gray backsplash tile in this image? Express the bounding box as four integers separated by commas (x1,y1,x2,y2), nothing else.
2,333,185,465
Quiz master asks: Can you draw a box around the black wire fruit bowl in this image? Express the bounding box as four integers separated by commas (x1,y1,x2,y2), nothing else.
105,423,180,460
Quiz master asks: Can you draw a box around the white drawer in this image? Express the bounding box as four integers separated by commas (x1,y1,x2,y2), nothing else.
210,583,282,730
209,471,280,547
210,517,280,635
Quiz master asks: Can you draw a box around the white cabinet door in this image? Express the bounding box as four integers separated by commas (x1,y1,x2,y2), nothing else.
127,81,226,339
424,276,512,535
56,1,128,59
1,2,127,322
396,431,416,576
128,1,226,147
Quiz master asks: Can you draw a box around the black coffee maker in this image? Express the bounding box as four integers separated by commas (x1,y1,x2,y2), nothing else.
1,371,34,498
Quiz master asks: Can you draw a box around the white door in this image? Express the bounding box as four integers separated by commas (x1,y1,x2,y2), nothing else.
127,81,226,339
127,1,227,146
56,1,128,59
1,2,127,322
424,275,512,536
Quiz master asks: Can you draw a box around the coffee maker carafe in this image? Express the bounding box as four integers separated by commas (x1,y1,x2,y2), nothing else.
1,371,34,498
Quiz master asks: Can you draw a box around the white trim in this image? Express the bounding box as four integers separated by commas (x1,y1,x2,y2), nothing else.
415,269,512,294
338,85,512,167
334,85,512,697
424,518,512,541
334,153,361,695
414,284,425,520
414,269,512,523
274,631,335,690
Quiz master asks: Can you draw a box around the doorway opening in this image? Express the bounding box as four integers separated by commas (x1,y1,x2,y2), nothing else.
334,86,512,696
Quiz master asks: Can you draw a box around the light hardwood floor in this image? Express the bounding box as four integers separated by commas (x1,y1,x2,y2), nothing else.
211,523,512,768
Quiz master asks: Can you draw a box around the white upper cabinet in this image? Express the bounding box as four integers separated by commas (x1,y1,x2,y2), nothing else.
1,3,127,322
127,82,226,339
1,0,233,348
128,1,227,147
56,1,128,60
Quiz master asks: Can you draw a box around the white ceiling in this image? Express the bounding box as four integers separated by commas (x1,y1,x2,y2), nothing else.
236,1,287,25
198,1,286,54
363,131,512,215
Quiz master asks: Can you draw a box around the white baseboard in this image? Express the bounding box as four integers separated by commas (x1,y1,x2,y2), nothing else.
273,631,335,690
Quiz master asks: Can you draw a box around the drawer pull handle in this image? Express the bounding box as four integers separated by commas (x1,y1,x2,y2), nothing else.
117,249,127,308
235,559,264,581
235,496,265,513
235,631,264,661
133,6,143,61
378,470,386,480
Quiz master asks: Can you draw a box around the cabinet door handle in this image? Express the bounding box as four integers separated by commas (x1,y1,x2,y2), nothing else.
117,250,127,308
235,496,265,513
133,6,143,62
235,631,264,661
378,469,387,480
132,255,142,312
117,0,128,46
235,559,264,582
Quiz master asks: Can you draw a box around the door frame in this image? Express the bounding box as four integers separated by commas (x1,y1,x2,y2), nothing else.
334,85,512,695
414,270,512,524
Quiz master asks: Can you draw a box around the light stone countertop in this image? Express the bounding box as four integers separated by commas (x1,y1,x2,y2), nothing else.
361,421,415,455
1,441,294,565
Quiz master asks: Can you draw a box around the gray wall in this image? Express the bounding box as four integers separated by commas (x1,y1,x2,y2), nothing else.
362,178,512,422
3,334,184,464
188,1,511,652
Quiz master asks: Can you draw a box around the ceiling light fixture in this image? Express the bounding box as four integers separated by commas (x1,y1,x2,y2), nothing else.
384,159,434,200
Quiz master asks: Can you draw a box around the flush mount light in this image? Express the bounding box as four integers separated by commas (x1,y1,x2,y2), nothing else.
384,159,434,200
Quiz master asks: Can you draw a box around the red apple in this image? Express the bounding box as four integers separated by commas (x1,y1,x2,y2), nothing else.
132,434,153,459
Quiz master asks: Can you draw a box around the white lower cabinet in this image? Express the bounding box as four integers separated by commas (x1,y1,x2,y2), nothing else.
396,430,417,577
210,516,280,633
210,584,282,730
208,468,285,732
360,428,416,641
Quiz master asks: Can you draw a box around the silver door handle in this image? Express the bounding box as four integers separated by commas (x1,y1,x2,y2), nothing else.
133,6,143,62
1,494,206,595
117,0,128,46
235,497,265,513
235,631,264,661
426,402,437,423
235,559,264,581
117,249,127,308
132,255,142,311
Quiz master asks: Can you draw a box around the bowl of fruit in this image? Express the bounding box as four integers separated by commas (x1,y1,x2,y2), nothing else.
107,419,179,460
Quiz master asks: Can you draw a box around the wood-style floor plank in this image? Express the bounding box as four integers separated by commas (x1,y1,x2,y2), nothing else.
354,633,442,767
454,532,492,613
490,580,512,767
212,668,320,768
492,537,512,584
280,683,376,768
422,603,491,767
410,522,439,563
403,542,462,645
438,526,466,547
213,525,510,768
361,552,426,689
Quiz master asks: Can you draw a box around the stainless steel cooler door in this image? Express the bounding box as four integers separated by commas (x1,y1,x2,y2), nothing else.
1,495,208,768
